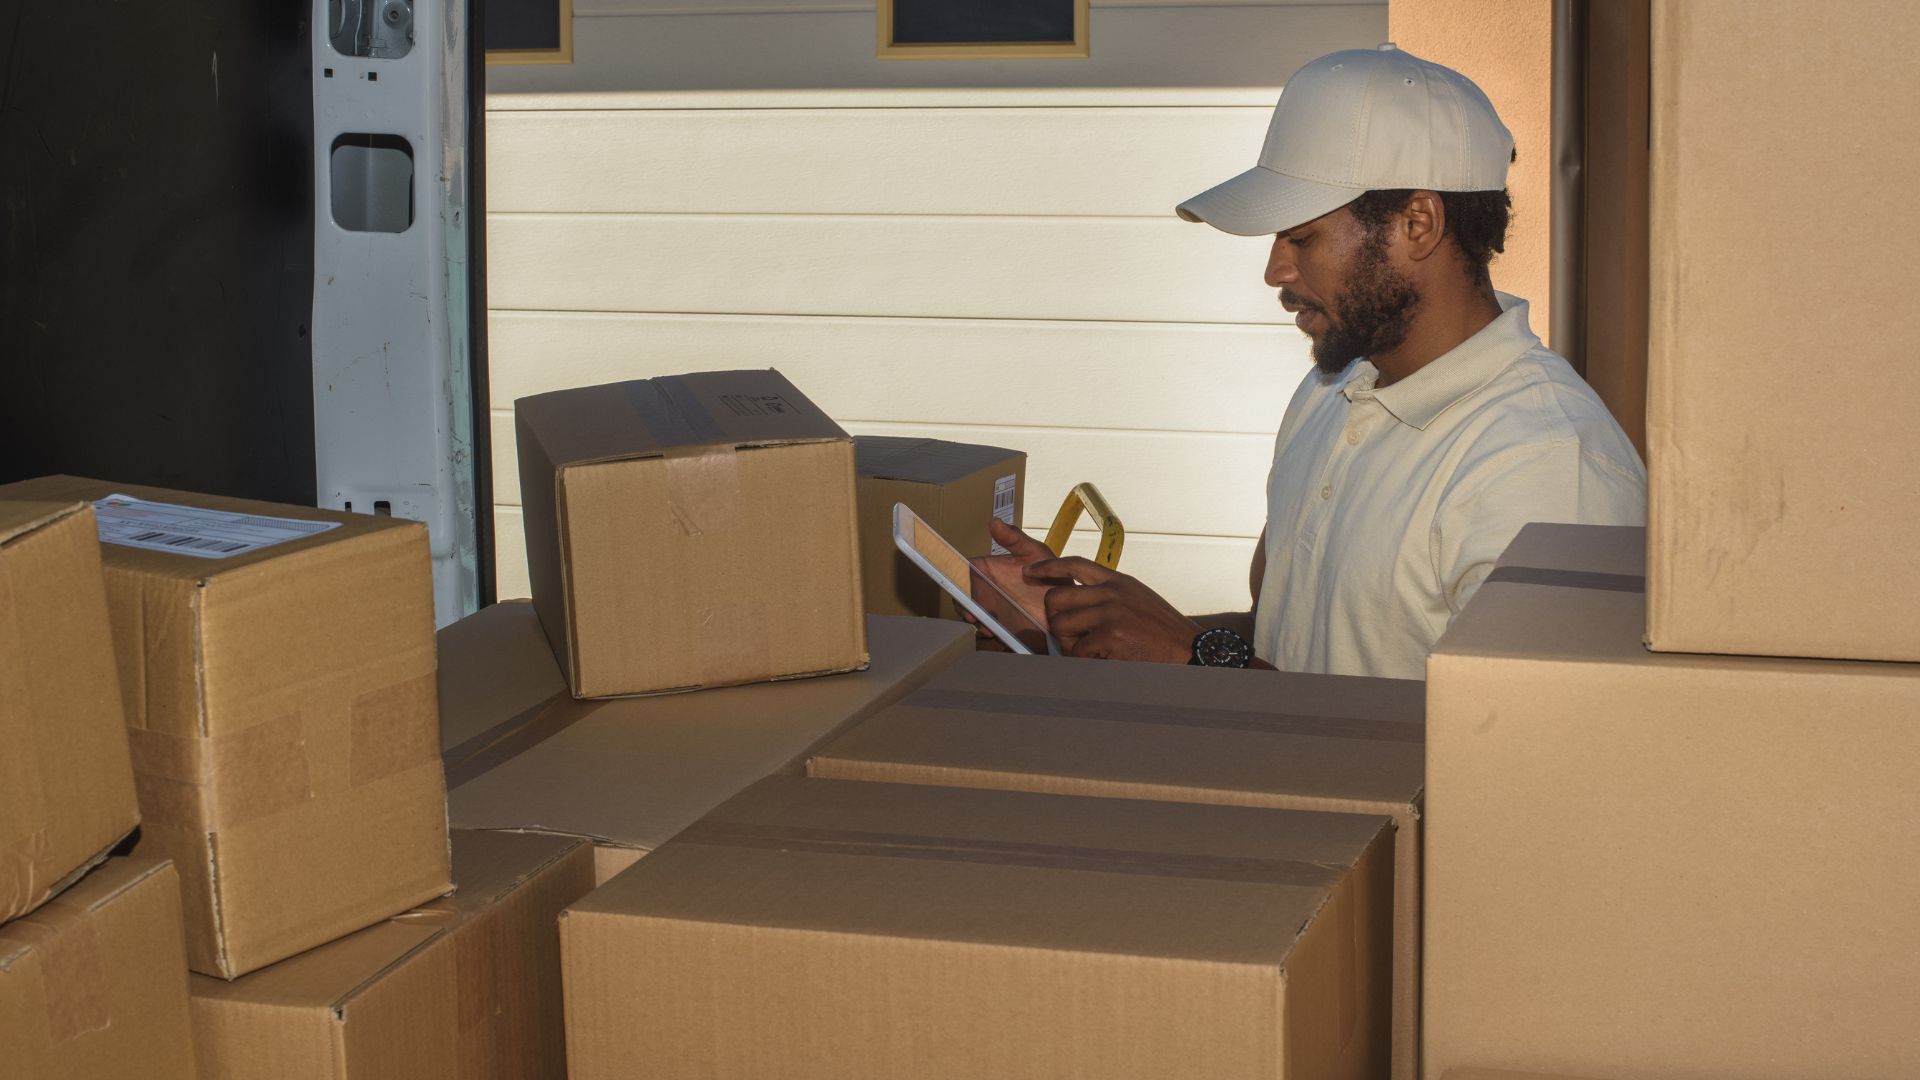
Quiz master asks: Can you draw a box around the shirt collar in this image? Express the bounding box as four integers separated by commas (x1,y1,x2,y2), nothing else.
1341,293,1541,430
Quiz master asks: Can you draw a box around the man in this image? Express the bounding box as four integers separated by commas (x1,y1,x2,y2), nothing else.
981,43,1646,681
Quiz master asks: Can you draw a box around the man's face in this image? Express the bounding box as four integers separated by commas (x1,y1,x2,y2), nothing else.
1265,206,1421,374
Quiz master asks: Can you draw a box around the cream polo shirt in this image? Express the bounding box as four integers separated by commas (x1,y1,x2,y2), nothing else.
1252,294,1645,680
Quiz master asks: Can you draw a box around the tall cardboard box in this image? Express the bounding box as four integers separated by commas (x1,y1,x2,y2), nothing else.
853,436,1026,618
438,601,972,883
1445,1072,1617,1080
0,499,140,921
562,776,1394,1080
0,858,197,1079
1645,0,1920,661
809,651,1426,1080
0,477,453,978
190,829,594,1080
515,370,867,697
1425,523,1920,1080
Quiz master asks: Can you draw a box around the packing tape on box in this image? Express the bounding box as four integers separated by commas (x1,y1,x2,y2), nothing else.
624,377,728,446
350,673,442,787
675,820,1345,888
897,687,1424,744
664,447,744,538
386,897,461,929
442,693,592,791
1482,565,1647,593
695,599,773,689
0,830,52,922
126,671,440,829
9,912,113,1043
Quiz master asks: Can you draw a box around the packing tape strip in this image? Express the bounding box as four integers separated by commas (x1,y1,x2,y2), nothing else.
663,447,744,538
442,694,597,791
13,914,112,1043
349,673,442,787
675,820,1345,889
0,830,52,922
1482,565,1647,593
897,687,1424,745
623,377,727,446
386,897,461,929
126,719,312,831
695,599,772,689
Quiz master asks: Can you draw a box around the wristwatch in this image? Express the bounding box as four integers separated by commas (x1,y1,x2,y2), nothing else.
1189,626,1254,668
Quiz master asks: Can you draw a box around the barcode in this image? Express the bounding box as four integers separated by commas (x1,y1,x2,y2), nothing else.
992,476,1016,523
128,530,250,554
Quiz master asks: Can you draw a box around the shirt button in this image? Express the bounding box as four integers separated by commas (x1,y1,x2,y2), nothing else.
1320,484,1332,500
1345,430,1359,446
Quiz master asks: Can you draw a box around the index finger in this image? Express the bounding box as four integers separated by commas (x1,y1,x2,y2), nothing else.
1024,555,1117,586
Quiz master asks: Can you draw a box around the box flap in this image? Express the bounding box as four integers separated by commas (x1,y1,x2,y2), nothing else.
817,651,1424,813
0,499,85,547
575,775,1386,967
437,600,567,752
445,613,972,851
0,859,174,969
516,370,847,473
855,436,1024,485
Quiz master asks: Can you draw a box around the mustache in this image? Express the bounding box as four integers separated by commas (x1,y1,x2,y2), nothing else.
1279,289,1323,313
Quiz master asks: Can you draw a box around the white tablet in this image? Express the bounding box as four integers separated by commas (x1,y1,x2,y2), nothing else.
892,502,1061,656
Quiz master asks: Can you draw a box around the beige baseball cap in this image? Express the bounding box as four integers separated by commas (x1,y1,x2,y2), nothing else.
1176,43,1514,236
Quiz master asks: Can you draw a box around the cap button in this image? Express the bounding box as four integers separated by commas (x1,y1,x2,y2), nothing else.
1377,41,1398,51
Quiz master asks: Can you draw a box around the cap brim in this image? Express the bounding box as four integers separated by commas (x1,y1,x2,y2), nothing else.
1175,165,1364,236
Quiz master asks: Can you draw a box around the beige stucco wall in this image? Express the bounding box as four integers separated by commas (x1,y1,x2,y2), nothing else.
1388,0,1554,346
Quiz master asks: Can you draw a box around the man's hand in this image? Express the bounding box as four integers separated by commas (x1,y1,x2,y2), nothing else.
1023,556,1201,664
968,518,1065,631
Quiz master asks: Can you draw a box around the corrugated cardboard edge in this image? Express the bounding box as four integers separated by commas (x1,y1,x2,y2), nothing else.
1641,0,1684,651
330,836,589,1019
0,499,86,546
0,859,176,971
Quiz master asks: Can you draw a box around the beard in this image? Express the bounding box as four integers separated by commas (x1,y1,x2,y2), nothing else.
1290,231,1422,375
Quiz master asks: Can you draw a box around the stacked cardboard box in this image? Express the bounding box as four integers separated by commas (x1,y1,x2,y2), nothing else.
1,859,198,1079
0,476,454,979
515,370,868,697
437,600,972,883
853,435,1026,619
1422,524,1920,1078
1,496,198,1079
561,775,1395,1080
1642,0,1920,662
808,651,1427,1080
190,829,595,1080
0,499,140,920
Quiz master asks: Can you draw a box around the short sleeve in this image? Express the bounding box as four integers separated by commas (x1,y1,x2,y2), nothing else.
1431,439,1648,616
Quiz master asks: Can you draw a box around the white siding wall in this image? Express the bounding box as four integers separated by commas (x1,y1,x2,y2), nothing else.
486,2,1387,612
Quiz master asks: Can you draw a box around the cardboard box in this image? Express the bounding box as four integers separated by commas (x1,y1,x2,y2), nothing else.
0,477,452,978
515,370,867,697
1425,523,1920,1080
190,829,594,1080
0,499,140,922
0,858,197,1079
1645,0,1920,661
854,436,1026,619
438,601,972,881
563,775,1393,1080
1444,1072,1616,1080
809,651,1426,1080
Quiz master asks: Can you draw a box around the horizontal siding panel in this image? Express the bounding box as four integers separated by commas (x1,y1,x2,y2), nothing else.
495,505,1257,614
487,215,1287,324
487,86,1292,111
488,311,1311,434
486,106,1272,215
487,7,1385,96
490,412,1272,538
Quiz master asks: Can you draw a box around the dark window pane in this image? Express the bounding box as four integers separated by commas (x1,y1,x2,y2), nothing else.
892,0,1076,44
488,0,561,51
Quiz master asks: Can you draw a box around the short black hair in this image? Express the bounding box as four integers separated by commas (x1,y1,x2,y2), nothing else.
1347,187,1513,276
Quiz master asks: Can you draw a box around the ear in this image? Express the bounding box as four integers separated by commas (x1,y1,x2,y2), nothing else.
1398,191,1447,263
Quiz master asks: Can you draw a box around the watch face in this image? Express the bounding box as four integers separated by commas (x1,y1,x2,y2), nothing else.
1194,627,1253,668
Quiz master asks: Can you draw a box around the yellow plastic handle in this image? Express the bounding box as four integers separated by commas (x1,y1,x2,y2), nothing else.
1043,482,1125,570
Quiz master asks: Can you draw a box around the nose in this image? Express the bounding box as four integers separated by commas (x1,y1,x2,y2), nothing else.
1264,233,1297,289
